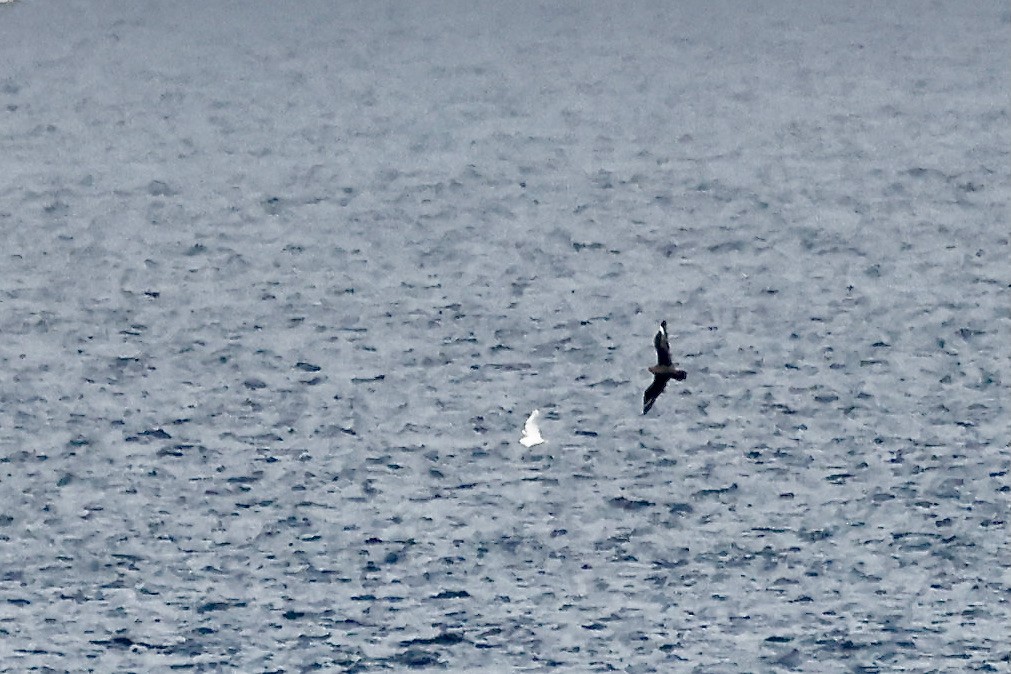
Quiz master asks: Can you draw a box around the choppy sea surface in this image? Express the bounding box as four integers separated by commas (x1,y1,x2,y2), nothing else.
1,2,1008,671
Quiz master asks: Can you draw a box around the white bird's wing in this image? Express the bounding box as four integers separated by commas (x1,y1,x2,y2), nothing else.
519,409,545,447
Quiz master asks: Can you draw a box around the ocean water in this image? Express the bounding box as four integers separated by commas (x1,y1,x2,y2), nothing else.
0,2,1008,671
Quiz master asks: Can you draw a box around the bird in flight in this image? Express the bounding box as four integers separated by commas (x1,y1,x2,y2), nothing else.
519,409,545,447
643,320,686,414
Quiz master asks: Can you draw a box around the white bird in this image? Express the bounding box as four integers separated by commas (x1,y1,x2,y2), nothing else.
519,409,545,447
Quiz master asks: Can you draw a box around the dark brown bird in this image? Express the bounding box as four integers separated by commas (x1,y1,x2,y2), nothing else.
643,320,686,414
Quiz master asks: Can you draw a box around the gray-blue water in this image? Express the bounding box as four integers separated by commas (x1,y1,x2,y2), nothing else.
1,2,1008,671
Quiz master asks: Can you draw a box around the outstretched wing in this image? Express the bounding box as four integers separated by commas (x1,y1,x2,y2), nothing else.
654,326,672,366
520,410,544,447
642,375,669,414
